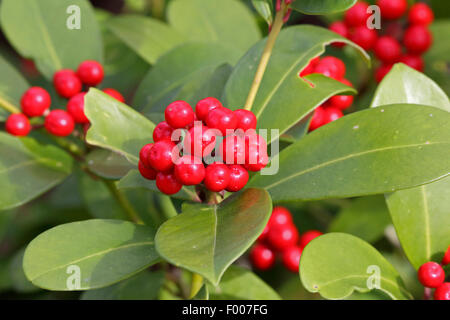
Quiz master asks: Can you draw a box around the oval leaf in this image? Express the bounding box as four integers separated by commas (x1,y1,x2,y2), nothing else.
86,149,134,180
300,233,412,300
291,0,357,15
23,219,159,290
251,0,273,26
155,188,272,286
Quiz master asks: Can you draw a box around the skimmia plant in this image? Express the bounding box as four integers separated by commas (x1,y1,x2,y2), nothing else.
0,0,449,300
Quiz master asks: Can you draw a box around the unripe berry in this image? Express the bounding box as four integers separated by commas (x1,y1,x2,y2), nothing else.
153,121,174,142
53,69,82,98
313,56,346,80
148,139,177,172
234,109,257,131
267,224,299,251
204,162,230,192
350,25,378,51
434,283,450,300
5,114,31,136
409,3,434,26
299,230,323,249
403,25,432,54
20,87,51,117
309,106,326,131
399,54,424,72
250,244,275,270
156,171,182,195
282,246,302,273
67,92,89,124
76,60,104,86
138,160,157,180
329,21,349,48
417,262,445,288
44,110,75,137
174,155,205,185
374,36,402,63
344,1,370,27
269,206,293,229
375,64,393,83
226,164,249,192
195,97,222,121
139,143,154,168
377,0,407,20
205,107,237,135
103,88,125,103
165,100,195,129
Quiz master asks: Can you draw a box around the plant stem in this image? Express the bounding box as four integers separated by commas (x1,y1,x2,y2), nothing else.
189,273,203,299
104,180,143,224
0,96,20,114
243,2,288,111
158,194,178,220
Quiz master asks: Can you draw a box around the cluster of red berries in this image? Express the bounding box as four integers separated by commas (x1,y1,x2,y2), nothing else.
329,0,434,82
417,245,450,300
5,60,124,137
138,97,269,195
249,206,323,273
300,55,354,131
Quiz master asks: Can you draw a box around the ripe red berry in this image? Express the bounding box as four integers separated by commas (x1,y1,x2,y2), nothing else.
148,139,177,172
375,64,393,83
258,225,270,242
403,25,432,54
309,106,326,131
329,21,349,47
153,121,174,142
323,107,343,125
417,262,445,288
269,206,293,229
206,107,237,136
300,57,320,77
267,224,299,251
67,92,89,124
174,155,205,185
350,25,378,50
344,1,370,27
5,114,31,136
138,160,157,180
282,246,302,273
399,54,424,72
156,171,182,195
313,56,346,80
234,109,257,131
434,283,450,300
219,134,246,165
204,162,230,192
20,87,51,117
184,124,217,157
409,3,434,26
377,0,407,20
244,149,268,172
165,100,195,129
374,36,402,63
44,110,75,137
103,88,125,103
139,143,154,168
329,79,354,110
244,132,268,171
53,69,82,98
195,97,222,121
250,244,275,270
76,60,104,86
442,246,450,266
299,230,323,249
226,164,249,192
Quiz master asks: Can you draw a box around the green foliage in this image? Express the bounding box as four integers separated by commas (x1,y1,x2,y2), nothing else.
251,0,273,26
291,0,357,15
85,149,134,180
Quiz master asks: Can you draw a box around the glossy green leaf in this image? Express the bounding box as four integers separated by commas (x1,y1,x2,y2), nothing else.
23,219,159,290
155,188,272,286
106,14,184,65
192,285,209,300
251,0,273,25
249,104,450,201
86,149,134,180
328,196,391,243
85,88,155,165
291,0,357,15
300,233,412,300
224,25,368,143
0,133,73,210
0,0,103,79
208,265,280,300
167,0,261,53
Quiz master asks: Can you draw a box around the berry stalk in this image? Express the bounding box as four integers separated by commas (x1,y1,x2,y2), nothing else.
189,273,204,299
0,96,20,114
104,179,144,225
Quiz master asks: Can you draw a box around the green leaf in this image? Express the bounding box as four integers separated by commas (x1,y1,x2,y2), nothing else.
300,233,412,300
0,0,103,79
192,285,209,300
81,270,164,300
155,188,272,286
208,265,280,300
328,196,391,243
85,88,155,165
86,149,134,180
167,0,261,54
249,104,450,201
223,25,368,143
251,0,273,26
0,133,73,210
0,55,29,121
23,219,159,291
291,0,357,15
106,14,184,65
371,63,450,269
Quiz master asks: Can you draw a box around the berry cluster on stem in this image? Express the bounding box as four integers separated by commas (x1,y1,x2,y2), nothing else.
417,245,450,300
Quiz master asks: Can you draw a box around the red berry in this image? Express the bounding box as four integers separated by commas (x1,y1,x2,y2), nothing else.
195,97,222,121
44,110,75,137
226,164,249,192
244,132,268,171
165,100,195,129
417,262,445,288
375,64,393,83
53,69,82,98
204,162,230,192
374,36,402,63
403,25,432,54
269,206,293,229
377,0,407,20
323,107,343,125
219,134,246,165
282,246,302,273
67,92,89,124
103,88,125,103
309,106,326,131
20,87,51,117
313,56,346,80
258,225,270,242
174,155,205,186
250,244,275,270
434,283,450,300
442,246,450,265
329,21,349,47
234,109,257,131
156,171,182,195
344,1,370,27
205,107,237,136
267,224,299,251
300,57,320,77
399,54,424,72
148,139,177,172
5,114,31,136
138,160,157,180
299,230,323,249
350,25,378,50
153,121,174,142
329,94,354,110
184,124,217,157
409,3,434,26
76,60,104,86
139,143,154,167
